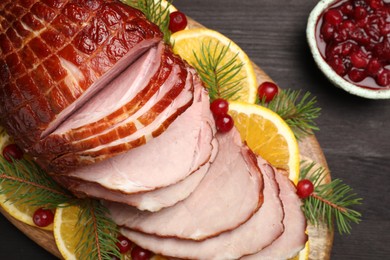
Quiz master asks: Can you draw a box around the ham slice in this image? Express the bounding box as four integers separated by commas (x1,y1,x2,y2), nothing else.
242,165,307,260
52,81,215,193
59,137,218,212
106,128,264,241
29,42,166,156
119,157,284,259
48,63,194,172
0,0,162,149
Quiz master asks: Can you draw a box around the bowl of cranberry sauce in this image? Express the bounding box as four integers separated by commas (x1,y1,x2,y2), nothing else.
307,0,390,99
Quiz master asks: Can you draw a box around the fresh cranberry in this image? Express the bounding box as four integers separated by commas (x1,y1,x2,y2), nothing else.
116,235,132,254
131,245,153,260
2,144,23,162
215,114,234,133
33,208,54,227
210,98,229,117
324,9,343,25
257,81,279,102
169,11,187,33
296,179,314,199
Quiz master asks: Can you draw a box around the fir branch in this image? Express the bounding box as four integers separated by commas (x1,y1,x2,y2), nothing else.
300,162,362,234
192,41,244,102
0,157,72,209
75,199,120,260
122,0,172,42
259,89,321,140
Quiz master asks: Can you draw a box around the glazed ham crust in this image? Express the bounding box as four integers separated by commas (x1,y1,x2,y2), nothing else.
0,0,162,150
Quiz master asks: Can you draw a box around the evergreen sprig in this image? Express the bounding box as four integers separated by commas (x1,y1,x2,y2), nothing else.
300,162,362,234
0,157,72,208
259,89,321,140
75,199,120,260
123,0,172,42
192,41,244,102
0,155,120,259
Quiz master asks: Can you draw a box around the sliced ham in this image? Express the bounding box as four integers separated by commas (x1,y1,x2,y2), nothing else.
52,82,215,193
242,164,307,260
119,157,284,259
106,128,263,241
48,63,193,172
0,0,162,149
60,137,218,211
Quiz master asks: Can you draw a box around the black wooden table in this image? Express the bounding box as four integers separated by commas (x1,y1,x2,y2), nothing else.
1,0,389,259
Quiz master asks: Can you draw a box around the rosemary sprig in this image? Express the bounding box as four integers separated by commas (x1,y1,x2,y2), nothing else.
75,199,120,260
259,89,321,140
193,41,244,102
123,0,172,42
300,162,362,234
0,157,71,208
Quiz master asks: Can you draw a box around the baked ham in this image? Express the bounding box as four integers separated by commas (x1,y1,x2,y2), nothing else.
242,163,308,259
1,1,308,258
106,128,264,241
118,157,285,259
58,138,218,212
52,81,215,194
45,47,194,173
0,0,162,152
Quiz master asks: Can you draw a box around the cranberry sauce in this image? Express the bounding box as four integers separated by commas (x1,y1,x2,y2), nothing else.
316,0,390,89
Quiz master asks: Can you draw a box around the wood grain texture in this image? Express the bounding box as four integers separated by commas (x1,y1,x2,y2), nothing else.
1,0,389,259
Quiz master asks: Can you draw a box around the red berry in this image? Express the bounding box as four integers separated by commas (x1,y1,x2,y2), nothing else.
116,235,132,254
169,11,187,33
210,98,229,117
350,50,368,69
340,2,354,16
376,69,390,87
354,6,368,20
131,245,153,260
33,208,54,227
257,81,279,102
296,179,314,199
366,58,383,76
2,144,23,162
215,114,234,133
348,68,367,82
324,9,343,25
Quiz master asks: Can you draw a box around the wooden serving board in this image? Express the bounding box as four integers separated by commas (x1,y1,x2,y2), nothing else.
0,17,333,260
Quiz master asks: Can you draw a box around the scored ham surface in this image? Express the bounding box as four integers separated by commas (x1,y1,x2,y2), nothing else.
51,80,215,193
0,0,162,150
119,157,285,259
106,128,264,241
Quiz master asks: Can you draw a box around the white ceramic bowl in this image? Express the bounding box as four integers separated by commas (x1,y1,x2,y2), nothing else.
306,0,390,99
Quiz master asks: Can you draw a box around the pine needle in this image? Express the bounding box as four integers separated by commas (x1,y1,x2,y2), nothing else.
192,41,244,101
300,162,362,234
0,157,72,208
259,89,321,140
75,200,120,260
